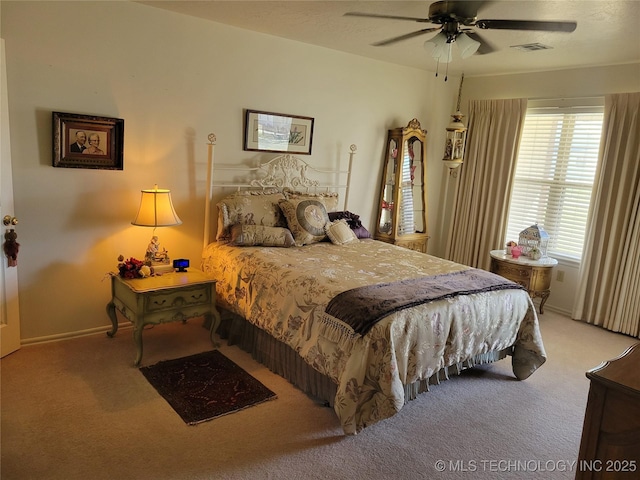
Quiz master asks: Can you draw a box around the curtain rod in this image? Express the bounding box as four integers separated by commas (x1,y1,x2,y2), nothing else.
529,95,604,103
528,96,604,109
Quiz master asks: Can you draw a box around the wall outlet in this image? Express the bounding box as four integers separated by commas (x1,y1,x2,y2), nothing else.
556,270,565,282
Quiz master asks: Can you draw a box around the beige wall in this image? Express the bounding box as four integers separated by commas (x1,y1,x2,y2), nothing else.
441,63,640,315
462,64,640,101
2,1,459,341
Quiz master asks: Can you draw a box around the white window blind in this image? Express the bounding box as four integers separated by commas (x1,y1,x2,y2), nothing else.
505,100,604,262
399,147,415,234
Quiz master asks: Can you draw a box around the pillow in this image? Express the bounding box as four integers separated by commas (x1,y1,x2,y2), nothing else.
283,189,340,212
351,225,372,239
328,211,372,239
325,219,358,245
229,224,295,247
216,189,286,240
278,198,330,246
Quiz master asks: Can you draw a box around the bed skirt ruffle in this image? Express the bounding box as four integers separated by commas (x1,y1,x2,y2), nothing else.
216,309,513,408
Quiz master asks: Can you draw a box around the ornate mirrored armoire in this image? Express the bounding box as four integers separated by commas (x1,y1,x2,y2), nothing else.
375,118,429,253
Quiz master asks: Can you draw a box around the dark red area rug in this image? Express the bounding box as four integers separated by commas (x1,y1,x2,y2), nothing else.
140,350,277,425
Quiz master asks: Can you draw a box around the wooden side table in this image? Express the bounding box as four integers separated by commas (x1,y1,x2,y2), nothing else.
575,343,640,479
106,269,220,366
489,249,558,314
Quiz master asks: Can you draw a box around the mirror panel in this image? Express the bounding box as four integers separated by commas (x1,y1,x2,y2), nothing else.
378,138,397,234
398,137,424,235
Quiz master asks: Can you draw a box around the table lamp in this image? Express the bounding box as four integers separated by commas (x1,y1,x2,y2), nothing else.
131,184,182,272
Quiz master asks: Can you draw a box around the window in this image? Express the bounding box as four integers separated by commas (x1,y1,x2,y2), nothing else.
505,99,604,262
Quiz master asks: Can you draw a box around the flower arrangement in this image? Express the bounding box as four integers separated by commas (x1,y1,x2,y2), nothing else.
116,255,152,279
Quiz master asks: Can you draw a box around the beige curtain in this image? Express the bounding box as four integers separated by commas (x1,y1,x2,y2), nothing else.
445,98,527,270
573,92,640,338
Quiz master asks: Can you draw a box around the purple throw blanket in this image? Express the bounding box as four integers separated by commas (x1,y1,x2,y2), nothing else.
325,268,525,336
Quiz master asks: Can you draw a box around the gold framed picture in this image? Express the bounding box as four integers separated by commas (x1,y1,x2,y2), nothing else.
52,111,124,170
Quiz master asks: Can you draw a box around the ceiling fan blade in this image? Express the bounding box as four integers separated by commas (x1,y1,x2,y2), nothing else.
475,19,577,32
464,30,497,55
372,27,442,47
344,12,431,23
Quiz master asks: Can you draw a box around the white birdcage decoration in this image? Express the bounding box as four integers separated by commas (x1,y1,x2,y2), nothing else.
518,224,549,257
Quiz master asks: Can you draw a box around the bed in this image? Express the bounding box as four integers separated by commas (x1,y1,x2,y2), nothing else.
201,136,546,435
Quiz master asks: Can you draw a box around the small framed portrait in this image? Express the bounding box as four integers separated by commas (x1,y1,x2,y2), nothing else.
52,111,124,169
244,109,314,155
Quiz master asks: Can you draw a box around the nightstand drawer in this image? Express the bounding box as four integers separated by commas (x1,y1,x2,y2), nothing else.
144,284,211,312
492,261,531,283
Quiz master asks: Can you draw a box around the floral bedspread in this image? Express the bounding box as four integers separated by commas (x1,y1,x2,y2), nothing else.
202,239,546,434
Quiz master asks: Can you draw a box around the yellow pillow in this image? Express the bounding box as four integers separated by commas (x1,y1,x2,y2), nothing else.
216,189,286,240
229,225,295,247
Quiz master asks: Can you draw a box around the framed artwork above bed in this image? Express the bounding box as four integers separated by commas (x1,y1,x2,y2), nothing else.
244,109,314,155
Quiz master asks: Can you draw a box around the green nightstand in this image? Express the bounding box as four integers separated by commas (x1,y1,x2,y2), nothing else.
106,269,220,366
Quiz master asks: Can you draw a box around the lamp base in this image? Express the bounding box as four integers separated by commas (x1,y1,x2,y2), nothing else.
151,262,174,274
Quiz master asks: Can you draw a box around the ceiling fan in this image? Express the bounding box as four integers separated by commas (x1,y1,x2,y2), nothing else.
345,0,577,58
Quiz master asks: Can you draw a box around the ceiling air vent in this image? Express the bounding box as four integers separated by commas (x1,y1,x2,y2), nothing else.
510,43,553,52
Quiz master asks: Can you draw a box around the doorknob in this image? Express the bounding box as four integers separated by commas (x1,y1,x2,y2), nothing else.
3,215,18,226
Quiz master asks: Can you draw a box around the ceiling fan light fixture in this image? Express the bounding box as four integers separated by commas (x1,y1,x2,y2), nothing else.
424,31,446,50
436,43,454,63
456,32,481,59
424,32,452,63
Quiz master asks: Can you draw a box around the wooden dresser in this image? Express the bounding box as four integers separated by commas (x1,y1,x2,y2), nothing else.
575,342,640,479
489,250,558,314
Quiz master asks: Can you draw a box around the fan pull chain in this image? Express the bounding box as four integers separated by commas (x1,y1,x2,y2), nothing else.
434,59,449,82
434,44,452,81
444,42,452,81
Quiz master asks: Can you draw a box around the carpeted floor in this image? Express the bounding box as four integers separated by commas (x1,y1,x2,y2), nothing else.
1,310,637,480
140,350,276,424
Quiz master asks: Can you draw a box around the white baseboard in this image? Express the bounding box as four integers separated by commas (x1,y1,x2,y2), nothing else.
21,322,132,346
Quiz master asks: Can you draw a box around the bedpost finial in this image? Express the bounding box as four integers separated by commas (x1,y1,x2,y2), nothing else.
350,144,357,153
207,133,217,144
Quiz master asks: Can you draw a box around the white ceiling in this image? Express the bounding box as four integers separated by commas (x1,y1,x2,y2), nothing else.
139,0,640,77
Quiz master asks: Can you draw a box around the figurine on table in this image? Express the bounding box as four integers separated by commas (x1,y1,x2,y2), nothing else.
144,235,169,264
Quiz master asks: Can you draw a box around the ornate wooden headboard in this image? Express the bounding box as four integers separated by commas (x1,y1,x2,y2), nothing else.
203,133,357,249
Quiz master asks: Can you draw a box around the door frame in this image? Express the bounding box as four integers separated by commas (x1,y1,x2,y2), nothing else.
1,37,21,357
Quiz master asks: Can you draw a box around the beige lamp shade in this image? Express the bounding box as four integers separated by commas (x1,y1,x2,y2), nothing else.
131,185,182,227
